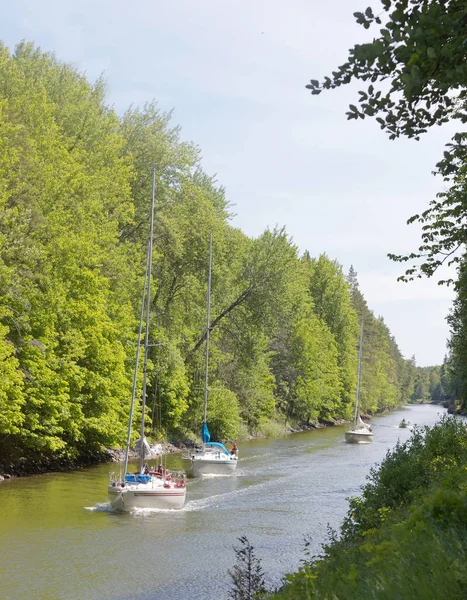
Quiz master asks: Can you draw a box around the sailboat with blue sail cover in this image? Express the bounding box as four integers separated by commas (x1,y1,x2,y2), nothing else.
185,233,238,476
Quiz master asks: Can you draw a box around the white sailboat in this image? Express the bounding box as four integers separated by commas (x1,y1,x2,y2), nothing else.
186,233,238,476
108,166,186,511
345,317,373,444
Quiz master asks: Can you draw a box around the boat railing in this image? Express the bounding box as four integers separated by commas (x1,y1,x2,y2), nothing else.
109,468,186,488
109,471,123,487
169,471,187,487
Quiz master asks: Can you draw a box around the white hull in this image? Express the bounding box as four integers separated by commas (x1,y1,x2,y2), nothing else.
108,482,186,511
345,430,374,444
192,456,238,477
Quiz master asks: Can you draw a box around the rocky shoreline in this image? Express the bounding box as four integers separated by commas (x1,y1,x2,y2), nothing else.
0,417,366,480
0,440,184,480
1,405,444,480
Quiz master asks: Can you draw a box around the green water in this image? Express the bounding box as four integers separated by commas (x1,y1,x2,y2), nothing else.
0,404,445,599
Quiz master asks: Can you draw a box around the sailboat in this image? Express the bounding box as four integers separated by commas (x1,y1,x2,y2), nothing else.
345,317,374,444
107,166,186,511
186,233,238,476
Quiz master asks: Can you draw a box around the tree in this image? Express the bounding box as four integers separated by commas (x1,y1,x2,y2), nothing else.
228,536,267,600
0,42,136,460
306,254,359,412
185,227,298,361
446,258,467,409
349,275,406,412
306,1,467,282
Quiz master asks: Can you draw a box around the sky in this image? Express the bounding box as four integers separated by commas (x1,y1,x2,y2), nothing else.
2,0,457,366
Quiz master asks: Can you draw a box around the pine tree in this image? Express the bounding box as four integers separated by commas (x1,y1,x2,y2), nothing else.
228,536,267,600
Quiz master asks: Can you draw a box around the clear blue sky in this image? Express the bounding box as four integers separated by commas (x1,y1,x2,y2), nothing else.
3,0,456,366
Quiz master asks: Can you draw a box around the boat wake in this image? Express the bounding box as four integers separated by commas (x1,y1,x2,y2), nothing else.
85,502,114,513
130,506,186,515
197,472,235,479
183,477,274,512
85,502,185,515
238,452,274,462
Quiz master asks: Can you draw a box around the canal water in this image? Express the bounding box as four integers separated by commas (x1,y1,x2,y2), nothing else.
0,404,445,599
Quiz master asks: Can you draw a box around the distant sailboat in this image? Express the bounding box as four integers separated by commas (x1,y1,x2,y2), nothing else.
345,317,373,444
107,166,186,510
185,233,238,476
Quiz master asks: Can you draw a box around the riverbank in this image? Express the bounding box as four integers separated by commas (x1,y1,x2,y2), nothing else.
0,410,393,479
265,414,466,600
0,440,183,479
0,424,331,478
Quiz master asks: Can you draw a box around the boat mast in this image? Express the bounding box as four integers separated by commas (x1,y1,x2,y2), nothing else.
202,232,213,452
139,165,157,472
122,250,149,478
354,315,364,429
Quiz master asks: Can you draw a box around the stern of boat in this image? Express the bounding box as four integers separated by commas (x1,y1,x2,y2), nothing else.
107,471,187,511
345,431,374,444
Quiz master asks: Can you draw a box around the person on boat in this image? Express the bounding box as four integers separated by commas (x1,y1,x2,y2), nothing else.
230,442,238,456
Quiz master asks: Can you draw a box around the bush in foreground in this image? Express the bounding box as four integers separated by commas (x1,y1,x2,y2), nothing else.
268,415,467,599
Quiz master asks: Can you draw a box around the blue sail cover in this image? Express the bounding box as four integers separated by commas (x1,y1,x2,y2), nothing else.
206,442,230,455
125,473,151,484
201,422,210,444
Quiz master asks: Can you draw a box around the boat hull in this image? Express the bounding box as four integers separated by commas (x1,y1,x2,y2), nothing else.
345,430,374,444
108,484,186,511
192,457,238,477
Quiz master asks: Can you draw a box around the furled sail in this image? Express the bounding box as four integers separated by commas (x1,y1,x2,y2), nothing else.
201,422,210,444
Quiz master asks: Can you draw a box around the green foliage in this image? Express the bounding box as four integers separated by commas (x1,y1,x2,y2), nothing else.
153,339,190,431
306,0,467,141
306,254,359,412
206,385,242,441
289,303,343,422
445,259,467,410
0,41,415,467
229,536,268,600
306,1,467,410
348,269,413,412
0,41,135,461
0,319,24,435
270,416,467,599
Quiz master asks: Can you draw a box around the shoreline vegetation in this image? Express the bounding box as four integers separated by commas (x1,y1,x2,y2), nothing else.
0,407,431,479
0,417,349,478
258,415,467,600
0,42,449,484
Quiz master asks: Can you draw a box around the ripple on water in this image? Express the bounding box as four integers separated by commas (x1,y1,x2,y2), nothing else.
0,404,446,600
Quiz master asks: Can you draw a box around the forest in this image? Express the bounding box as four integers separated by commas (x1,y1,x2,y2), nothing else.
0,41,427,471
